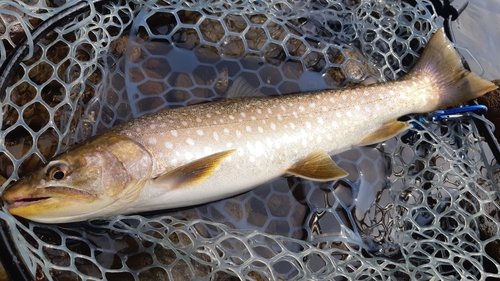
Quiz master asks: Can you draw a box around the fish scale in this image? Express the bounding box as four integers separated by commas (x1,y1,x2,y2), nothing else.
2,29,497,223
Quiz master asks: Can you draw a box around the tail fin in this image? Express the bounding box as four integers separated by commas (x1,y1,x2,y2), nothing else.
409,28,497,109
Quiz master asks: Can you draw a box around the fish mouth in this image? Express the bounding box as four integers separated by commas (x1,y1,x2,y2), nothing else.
6,196,51,208
3,185,96,209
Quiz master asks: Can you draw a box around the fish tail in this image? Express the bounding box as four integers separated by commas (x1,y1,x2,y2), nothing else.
409,28,497,110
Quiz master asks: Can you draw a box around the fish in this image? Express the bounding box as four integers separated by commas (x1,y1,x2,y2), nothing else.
1,28,497,223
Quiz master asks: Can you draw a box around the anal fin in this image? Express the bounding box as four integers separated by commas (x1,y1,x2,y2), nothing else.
287,150,348,181
154,150,236,189
358,120,411,146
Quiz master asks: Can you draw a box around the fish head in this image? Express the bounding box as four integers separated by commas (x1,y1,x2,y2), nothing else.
2,134,153,223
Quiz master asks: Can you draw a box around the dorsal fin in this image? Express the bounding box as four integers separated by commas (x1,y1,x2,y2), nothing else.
154,150,236,189
286,150,348,181
226,77,266,98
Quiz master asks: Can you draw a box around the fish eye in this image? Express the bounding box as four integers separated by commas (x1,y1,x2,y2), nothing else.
46,161,69,180
52,170,65,180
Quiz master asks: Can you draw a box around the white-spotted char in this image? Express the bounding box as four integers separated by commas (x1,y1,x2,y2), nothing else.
2,29,497,223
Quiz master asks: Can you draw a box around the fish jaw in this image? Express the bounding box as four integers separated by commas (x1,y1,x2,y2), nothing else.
2,175,100,222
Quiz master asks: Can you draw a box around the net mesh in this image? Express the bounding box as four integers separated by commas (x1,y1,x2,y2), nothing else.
1,0,499,280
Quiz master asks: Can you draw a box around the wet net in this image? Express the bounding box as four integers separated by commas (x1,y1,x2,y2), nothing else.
1,0,499,280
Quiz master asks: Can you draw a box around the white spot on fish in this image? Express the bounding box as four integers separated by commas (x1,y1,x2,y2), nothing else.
277,114,283,121
329,97,335,103
257,109,262,114
267,108,272,114
171,130,178,137
150,124,156,130
185,152,193,160
299,106,305,112
181,121,188,126
226,142,233,148
317,117,324,125
148,138,157,145
335,112,342,118
306,121,311,129
160,123,167,128
302,139,307,147
249,156,255,163
219,118,224,123
326,134,333,140
236,130,242,138
223,128,230,134
197,129,204,136
309,103,316,108
206,114,212,118
170,158,178,165
135,128,141,132
213,132,220,141
293,111,298,118
216,111,221,115
275,141,281,149
317,136,322,143
258,126,264,133
265,137,272,147
186,138,195,146
196,117,202,123
164,142,173,149
280,105,286,111
241,112,246,118
246,126,252,132
322,106,328,112
289,123,296,129
355,105,360,111
270,122,276,131
229,115,235,120
389,90,395,96
364,90,370,96
251,116,256,121
204,147,212,154
341,94,347,100
346,111,352,118
332,120,339,128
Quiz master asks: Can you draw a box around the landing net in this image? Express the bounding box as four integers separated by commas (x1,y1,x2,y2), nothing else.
1,0,499,280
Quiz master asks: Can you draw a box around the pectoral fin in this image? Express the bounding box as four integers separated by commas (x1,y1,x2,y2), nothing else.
154,150,236,189
358,120,411,146
286,150,348,181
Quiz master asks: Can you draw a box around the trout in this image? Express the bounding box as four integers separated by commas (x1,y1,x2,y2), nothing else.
2,29,497,223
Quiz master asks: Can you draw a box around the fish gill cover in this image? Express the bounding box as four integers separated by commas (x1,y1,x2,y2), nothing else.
0,0,499,280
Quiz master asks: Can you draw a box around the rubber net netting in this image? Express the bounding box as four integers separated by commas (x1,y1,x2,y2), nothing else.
0,0,499,280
